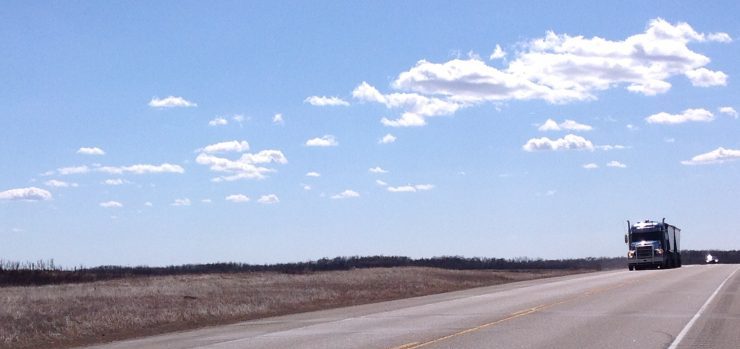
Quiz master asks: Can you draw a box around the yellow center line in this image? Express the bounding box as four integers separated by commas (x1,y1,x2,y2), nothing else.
394,275,648,349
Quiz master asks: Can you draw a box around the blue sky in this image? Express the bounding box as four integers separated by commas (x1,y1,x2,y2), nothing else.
2,1,739,266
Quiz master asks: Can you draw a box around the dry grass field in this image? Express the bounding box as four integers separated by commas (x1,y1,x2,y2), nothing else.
0,267,584,349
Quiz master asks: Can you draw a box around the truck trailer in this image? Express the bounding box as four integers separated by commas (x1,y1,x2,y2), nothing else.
625,219,681,270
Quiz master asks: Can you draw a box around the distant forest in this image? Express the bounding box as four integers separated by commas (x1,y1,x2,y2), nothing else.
1,249,738,287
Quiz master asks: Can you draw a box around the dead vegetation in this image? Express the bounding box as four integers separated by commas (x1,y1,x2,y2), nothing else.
0,267,582,349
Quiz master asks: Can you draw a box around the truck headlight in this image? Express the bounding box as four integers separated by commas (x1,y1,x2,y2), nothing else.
628,250,635,258
655,249,664,255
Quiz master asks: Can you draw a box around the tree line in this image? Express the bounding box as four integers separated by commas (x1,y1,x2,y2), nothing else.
1,250,738,287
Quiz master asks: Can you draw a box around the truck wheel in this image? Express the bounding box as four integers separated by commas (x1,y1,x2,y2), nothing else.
677,254,682,267
629,265,634,271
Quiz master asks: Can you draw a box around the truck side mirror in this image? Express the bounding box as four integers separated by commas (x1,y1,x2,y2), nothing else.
624,234,628,244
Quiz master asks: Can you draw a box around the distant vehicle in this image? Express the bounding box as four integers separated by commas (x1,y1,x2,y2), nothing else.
625,218,681,270
706,254,719,264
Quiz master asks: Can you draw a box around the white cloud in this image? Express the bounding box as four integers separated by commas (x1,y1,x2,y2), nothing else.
208,117,228,126
77,147,105,156
545,190,557,196
379,133,397,144
45,179,77,188
196,148,287,182
369,166,388,174
99,201,123,208
148,96,197,108
538,118,592,132
103,179,127,186
387,184,435,193
201,199,212,204
685,68,728,87
272,113,284,125
144,202,153,207
98,163,185,175
355,19,730,127
645,108,714,124
200,140,250,154
606,160,627,168
353,82,461,127
257,194,280,204
596,144,627,151
303,185,312,191
664,138,676,143
304,96,349,106
375,179,388,186
522,134,594,151
626,124,639,131
226,194,250,203
57,165,90,175
306,171,321,177
582,163,599,169
171,198,191,206
489,44,506,60
707,32,733,43
719,107,738,118
0,187,52,201
305,135,338,147
331,190,360,199
681,147,740,165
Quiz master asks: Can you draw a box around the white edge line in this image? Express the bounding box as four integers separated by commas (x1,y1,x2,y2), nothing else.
668,266,739,349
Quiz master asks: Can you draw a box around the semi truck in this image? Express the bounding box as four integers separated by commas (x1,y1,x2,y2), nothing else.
625,219,681,270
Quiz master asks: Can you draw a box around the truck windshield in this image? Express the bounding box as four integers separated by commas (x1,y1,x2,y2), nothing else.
631,231,663,243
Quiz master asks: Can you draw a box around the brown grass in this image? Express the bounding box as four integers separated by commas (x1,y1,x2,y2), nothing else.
0,267,584,349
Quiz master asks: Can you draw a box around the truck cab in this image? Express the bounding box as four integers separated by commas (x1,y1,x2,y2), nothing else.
625,219,681,270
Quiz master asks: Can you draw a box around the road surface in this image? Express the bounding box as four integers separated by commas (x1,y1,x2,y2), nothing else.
81,264,739,349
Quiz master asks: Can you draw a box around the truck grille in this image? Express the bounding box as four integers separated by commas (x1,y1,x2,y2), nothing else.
636,246,653,259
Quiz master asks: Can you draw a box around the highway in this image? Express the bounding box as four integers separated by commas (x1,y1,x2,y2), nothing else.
82,264,739,349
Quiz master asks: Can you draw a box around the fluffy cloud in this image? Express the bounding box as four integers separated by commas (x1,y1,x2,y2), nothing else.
257,194,280,204
103,179,127,186
98,163,185,175
595,144,627,151
369,166,388,174
489,44,506,60
45,179,77,188
148,96,197,108
306,171,321,177
0,187,52,201
719,107,738,118
200,140,250,154
305,135,338,147
645,108,714,124
522,134,594,151
208,117,228,126
171,198,191,206
685,68,728,87
77,147,105,156
57,165,90,175
387,184,435,193
681,147,740,165
304,96,349,106
582,163,599,169
99,201,123,208
353,82,461,127
379,133,397,144
331,190,360,199
225,194,249,203
196,142,287,182
376,179,388,186
273,113,284,125
538,119,592,132
606,160,627,168
354,19,730,127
